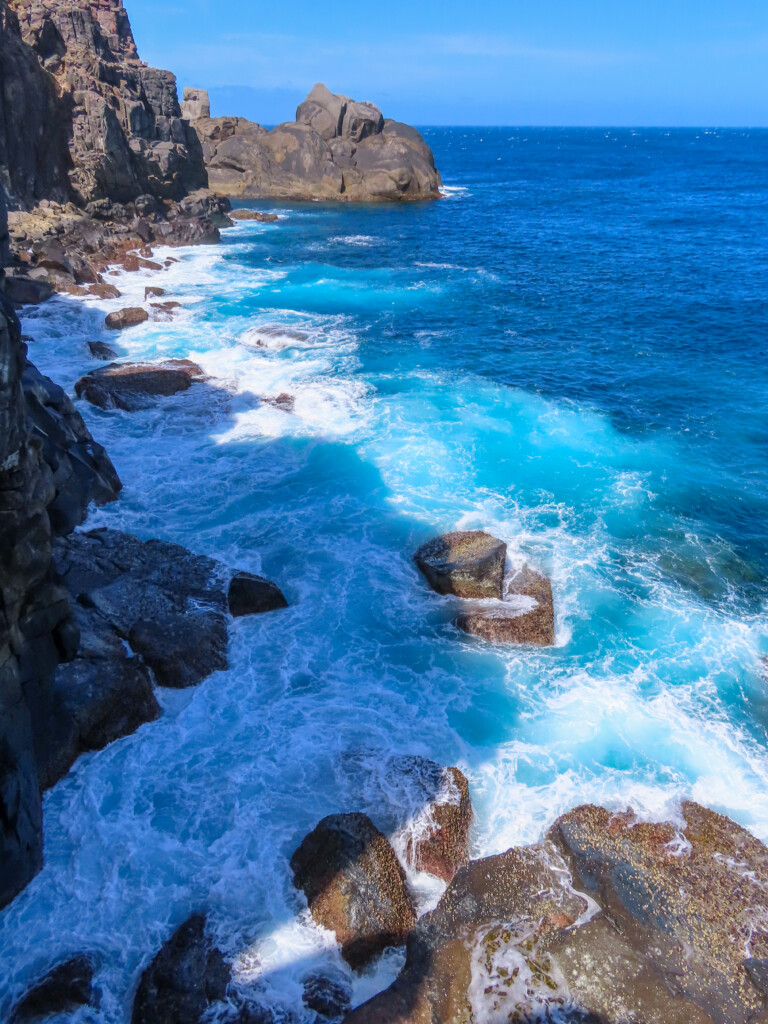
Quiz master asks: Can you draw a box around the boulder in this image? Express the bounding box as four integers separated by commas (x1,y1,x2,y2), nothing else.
87,341,119,360
74,359,206,411
3,275,54,305
457,565,555,646
131,915,229,1024
228,571,288,617
144,286,165,298
345,802,768,1024
414,531,506,599
303,973,351,1019
105,306,149,329
128,612,228,688
291,813,416,970
9,954,96,1023
399,761,472,883
230,209,279,222
181,87,211,122
89,282,121,299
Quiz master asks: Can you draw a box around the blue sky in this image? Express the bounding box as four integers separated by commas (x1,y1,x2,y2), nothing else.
128,0,768,126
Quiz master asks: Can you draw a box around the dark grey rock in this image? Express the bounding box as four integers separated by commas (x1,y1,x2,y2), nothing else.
87,340,119,360
228,571,288,617
303,973,351,1019
3,275,54,305
129,611,227,688
9,954,96,1023
131,915,229,1024
74,359,206,411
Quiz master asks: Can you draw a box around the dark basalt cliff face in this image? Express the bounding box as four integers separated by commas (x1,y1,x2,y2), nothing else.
2,0,206,207
186,83,442,202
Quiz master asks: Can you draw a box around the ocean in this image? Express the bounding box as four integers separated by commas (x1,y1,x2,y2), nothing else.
3,127,768,1020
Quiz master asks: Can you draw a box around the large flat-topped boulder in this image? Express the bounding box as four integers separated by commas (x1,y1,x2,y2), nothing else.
344,802,768,1024
188,83,441,202
414,530,507,599
74,359,207,411
457,565,556,646
291,812,416,969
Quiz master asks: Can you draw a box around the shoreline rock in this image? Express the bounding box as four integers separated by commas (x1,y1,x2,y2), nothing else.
74,359,207,411
187,83,442,202
9,955,96,1023
414,530,507,599
457,564,556,646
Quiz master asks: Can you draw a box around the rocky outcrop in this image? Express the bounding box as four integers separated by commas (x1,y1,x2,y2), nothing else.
291,812,417,970
9,954,96,1023
457,565,556,646
105,306,148,330
344,802,768,1024
228,571,289,617
400,761,472,884
303,974,352,1020
188,83,441,202
414,531,506,599
230,209,278,222
74,358,207,410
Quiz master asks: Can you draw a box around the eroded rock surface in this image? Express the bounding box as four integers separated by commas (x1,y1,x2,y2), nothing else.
188,83,441,202
74,358,206,410
457,564,556,646
345,802,768,1024
414,530,507,599
291,812,416,969
399,760,472,883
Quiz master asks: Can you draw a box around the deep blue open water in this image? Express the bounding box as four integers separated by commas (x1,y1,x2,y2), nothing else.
3,128,768,1020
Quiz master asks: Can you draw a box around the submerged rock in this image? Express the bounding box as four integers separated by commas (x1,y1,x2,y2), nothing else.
74,359,206,411
345,801,768,1024
9,954,96,1023
144,286,165,298
104,306,149,330
414,530,506,599
457,565,555,646
131,915,229,1024
291,812,416,970
262,393,295,412
228,571,288,617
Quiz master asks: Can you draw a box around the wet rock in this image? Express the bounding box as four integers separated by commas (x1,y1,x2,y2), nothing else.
345,802,768,1024
231,209,279,222
151,300,182,317
228,571,288,617
87,341,119,360
21,362,122,533
3,274,54,305
89,282,121,299
303,973,351,1019
400,760,472,883
414,530,506,599
105,306,149,330
9,954,96,1023
54,528,231,690
457,565,555,646
291,812,416,970
74,359,206,411
131,914,229,1024
263,393,295,412
145,286,165,298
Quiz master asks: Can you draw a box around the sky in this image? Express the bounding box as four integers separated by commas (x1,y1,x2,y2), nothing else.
126,0,768,126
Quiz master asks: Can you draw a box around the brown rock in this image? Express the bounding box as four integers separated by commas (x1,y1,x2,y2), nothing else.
87,341,119,360
406,764,472,883
291,812,416,969
457,565,555,646
74,359,206,411
414,530,506,599
262,393,295,412
88,282,121,299
230,209,279,222
144,286,165,298
105,306,149,330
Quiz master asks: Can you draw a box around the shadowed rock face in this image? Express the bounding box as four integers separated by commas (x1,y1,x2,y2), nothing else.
291,812,417,970
74,358,207,410
344,802,768,1024
188,83,442,202
9,954,96,1023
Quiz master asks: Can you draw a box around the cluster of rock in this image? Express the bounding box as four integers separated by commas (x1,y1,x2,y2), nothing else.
415,529,556,645
0,0,232,300
184,83,442,202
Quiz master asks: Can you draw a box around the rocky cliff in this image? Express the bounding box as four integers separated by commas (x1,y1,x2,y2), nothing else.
187,83,442,202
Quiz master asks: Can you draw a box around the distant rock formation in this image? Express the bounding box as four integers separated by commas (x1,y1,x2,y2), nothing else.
187,83,442,202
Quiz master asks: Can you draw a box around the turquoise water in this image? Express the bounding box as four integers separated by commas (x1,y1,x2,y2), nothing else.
3,128,768,1020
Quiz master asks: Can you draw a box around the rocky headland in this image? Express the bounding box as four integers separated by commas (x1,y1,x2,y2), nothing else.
183,83,442,202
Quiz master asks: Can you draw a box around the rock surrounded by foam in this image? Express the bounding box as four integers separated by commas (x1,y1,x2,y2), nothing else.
414,530,507,599
291,812,416,970
74,359,206,410
9,954,96,1024
457,565,556,646
402,761,473,883
345,802,768,1024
